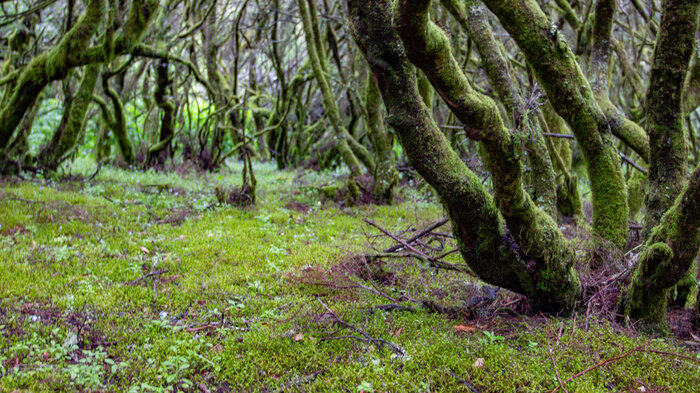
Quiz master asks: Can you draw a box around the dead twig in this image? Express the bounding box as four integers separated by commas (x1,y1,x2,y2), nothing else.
363,219,475,276
316,297,404,355
546,322,569,393
643,349,700,364
550,342,651,393
126,269,169,286
442,368,482,393
619,152,648,174
382,218,449,253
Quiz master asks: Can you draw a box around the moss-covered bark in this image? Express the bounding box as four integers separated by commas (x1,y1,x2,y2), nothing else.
623,165,700,331
350,0,580,313
643,0,699,234
298,0,363,197
541,104,583,220
94,121,111,164
148,60,175,167
365,76,399,204
0,0,103,152
588,0,650,163
481,0,629,248
554,0,581,30
40,64,101,171
441,0,557,217
95,72,135,165
4,91,43,168
202,0,234,168
0,0,159,157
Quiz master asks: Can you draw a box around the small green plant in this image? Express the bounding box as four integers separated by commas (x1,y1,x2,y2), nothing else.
356,380,374,393
481,330,505,344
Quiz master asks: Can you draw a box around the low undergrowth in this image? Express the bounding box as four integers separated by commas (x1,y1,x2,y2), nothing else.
0,160,698,392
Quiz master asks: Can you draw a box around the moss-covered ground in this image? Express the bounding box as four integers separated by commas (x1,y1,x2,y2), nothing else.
1,161,698,392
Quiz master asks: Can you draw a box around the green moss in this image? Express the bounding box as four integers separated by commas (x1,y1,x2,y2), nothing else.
0,163,698,392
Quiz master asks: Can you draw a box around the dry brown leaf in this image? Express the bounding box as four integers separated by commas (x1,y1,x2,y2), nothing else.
454,324,476,333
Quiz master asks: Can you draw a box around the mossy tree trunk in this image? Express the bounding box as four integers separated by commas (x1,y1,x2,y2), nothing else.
541,103,583,220
147,60,176,167
589,0,650,163
643,0,698,234
0,0,103,154
364,75,399,204
4,91,44,171
349,0,581,313
0,0,159,158
623,165,700,331
202,0,234,169
481,0,630,248
298,0,368,198
40,63,101,171
622,0,700,331
94,68,135,165
440,0,557,217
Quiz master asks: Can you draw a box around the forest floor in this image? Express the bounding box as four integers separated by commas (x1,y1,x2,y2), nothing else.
0,160,699,393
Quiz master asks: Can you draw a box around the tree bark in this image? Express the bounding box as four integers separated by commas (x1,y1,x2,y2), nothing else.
148,60,175,167
481,0,630,247
623,165,700,331
349,0,581,313
0,0,159,155
644,0,699,234
298,0,364,198
41,64,101,171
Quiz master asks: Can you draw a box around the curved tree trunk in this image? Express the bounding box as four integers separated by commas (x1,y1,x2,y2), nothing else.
0,0,159,157
589,0,650,163
298,0,367,198
96,71,135,165
623,165,700,331
349,0,581,313
440,0,558,217
365,76,399,204
41,64,101,171
643,0,698,235
622,0,700,331
148,60,175,167
0,0,103,153
481,0,630,248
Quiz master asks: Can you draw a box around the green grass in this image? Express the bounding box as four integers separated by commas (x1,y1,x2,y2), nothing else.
1,161,698,392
